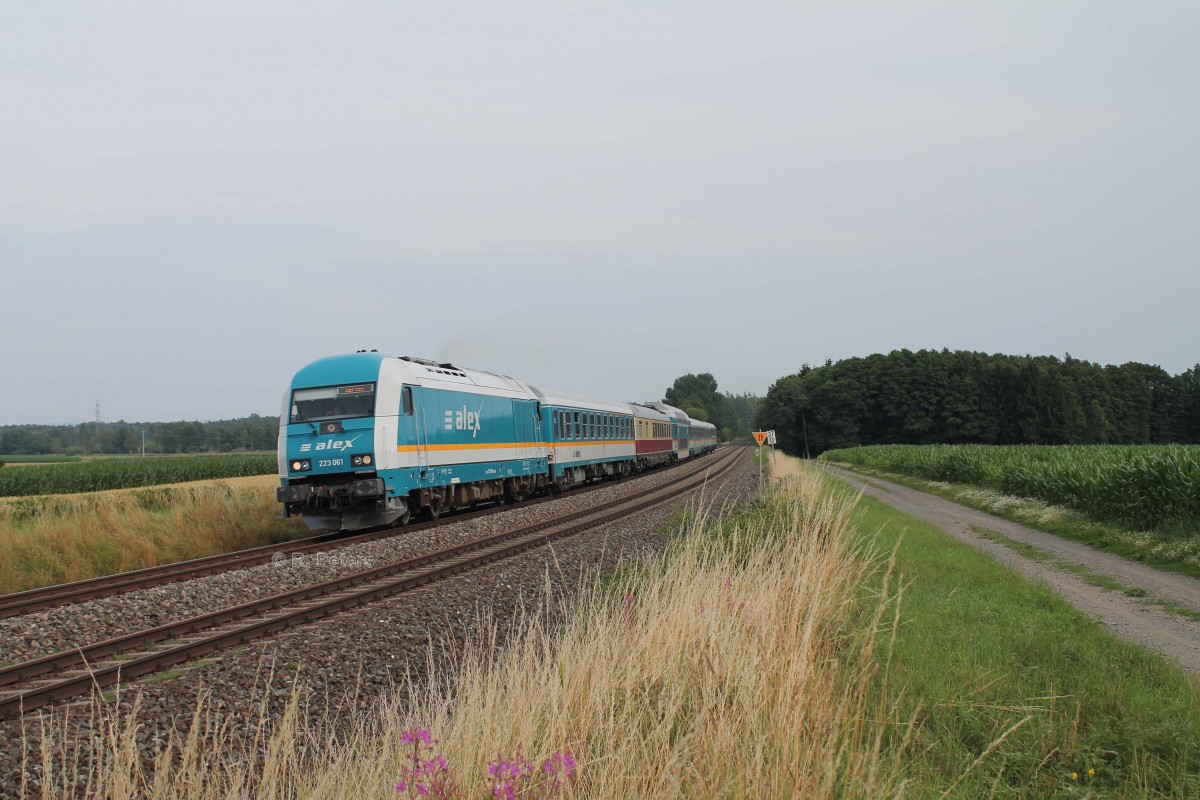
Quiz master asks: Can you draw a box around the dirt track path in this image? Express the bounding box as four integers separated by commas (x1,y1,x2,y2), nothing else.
822,464,1200,677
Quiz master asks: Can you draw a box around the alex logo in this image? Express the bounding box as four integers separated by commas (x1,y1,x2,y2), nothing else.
298,435,362,453
444,404,484,438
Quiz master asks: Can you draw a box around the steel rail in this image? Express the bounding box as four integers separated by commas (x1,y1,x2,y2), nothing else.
0,447,744,719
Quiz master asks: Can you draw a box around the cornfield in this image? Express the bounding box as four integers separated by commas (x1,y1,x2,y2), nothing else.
0,454,278,497
819,444,1200,530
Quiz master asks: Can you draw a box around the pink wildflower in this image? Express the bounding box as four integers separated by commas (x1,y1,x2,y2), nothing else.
541,748,578,786
401,728,434,746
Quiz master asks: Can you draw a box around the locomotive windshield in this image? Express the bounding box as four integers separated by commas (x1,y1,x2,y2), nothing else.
290,383,375,423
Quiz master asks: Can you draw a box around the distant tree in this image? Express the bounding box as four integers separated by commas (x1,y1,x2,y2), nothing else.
111,425,139,454
663,373,743,439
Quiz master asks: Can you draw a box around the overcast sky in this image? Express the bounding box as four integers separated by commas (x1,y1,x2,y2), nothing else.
2,1,1197,425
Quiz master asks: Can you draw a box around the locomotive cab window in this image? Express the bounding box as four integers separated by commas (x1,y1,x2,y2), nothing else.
291,383,375,424
402,386,414,416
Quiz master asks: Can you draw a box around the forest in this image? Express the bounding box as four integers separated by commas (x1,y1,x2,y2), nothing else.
0,416,279,455
755,350,1200,457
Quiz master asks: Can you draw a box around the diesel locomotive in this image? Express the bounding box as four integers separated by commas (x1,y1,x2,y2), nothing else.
276,352,718,531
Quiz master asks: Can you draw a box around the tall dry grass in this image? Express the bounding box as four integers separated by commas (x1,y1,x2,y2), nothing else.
0,477,305,594
25,462,920,798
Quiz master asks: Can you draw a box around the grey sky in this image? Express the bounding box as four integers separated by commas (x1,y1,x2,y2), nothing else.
2,1,1197,425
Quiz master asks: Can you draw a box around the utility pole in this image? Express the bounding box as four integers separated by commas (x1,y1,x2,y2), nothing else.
94,403,100,454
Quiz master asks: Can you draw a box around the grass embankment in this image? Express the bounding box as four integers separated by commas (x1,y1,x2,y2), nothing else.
776,452,1200,796
0,476,305,594
849,490,1199,797
822,444,1200,578
24,457,1200,798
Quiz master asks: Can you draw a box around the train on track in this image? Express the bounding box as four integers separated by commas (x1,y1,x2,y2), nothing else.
276,353,719,531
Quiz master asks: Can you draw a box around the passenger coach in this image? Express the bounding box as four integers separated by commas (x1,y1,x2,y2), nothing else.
535,388,635,489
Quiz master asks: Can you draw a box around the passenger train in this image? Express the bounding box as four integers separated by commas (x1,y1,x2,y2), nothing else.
276,353,719,531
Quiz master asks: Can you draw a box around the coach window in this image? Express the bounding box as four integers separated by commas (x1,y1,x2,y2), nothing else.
574,411,580,439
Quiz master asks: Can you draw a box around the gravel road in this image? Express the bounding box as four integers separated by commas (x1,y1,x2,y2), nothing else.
0,452,756,797
823,464,1200,676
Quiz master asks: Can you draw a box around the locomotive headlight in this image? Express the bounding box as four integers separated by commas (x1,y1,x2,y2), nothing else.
352,454,374,467
291,459,312,472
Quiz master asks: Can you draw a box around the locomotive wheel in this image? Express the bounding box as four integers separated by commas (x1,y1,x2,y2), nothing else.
425,498,442,520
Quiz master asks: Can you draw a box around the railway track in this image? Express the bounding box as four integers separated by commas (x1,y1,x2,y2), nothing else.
0,447,732,620
0,446,744,719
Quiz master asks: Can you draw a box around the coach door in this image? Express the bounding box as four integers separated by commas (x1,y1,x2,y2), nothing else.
514,399,542,464
400,385,429,478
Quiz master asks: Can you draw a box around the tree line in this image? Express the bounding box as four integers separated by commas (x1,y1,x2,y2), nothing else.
663,374,760,440
755,350,1200,457
0,416,279,455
